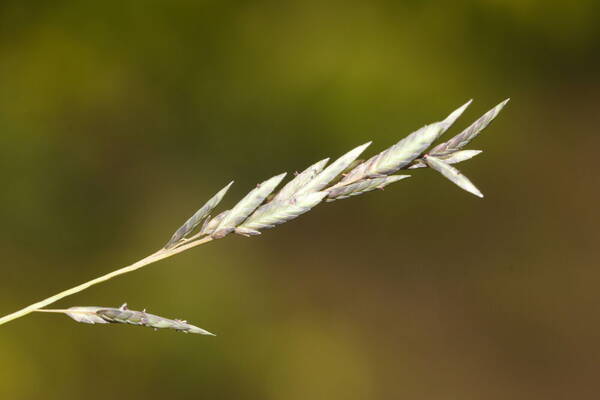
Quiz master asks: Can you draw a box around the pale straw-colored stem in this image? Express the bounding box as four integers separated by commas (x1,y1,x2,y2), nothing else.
34,309,102,316
0,236,214,326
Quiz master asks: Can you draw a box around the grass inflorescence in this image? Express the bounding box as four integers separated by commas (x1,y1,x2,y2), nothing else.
0,99,509,333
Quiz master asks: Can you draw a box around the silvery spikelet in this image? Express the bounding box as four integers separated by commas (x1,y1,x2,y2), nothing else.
37,304,215,335
430,99,509,155
212,173,287,238
409,149,483,169
295,142,372,196
327,175,411,201
424,155,483,198
165,181,234,248
237,191,328,235
272,158,329,202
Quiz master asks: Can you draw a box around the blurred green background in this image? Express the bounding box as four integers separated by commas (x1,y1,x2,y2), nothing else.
1,1,599,399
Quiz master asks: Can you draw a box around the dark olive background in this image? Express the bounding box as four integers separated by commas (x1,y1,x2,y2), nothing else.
1,1,599,399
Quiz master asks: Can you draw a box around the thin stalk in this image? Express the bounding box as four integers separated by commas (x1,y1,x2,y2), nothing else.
0,236,214,326
33,309,84,314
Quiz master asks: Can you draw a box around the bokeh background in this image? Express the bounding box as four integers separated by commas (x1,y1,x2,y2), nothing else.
1,1,599,399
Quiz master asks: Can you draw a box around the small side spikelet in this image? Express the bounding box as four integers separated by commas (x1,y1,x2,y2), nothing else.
424,155,483,198
212,173,287,238
165,181,234,248
37,304,215,335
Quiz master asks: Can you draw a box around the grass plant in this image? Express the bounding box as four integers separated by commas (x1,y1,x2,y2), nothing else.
0,99,509,333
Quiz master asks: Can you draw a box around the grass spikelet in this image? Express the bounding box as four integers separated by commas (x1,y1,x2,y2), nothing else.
237,191,328,234
35,304,215,335
165,181,234,248
424,155,483,198
326,175,411,201
409,150,483,169
295,142,371,195
212,173,287,239
272,158,329,202
430,99,510,155
200,210,230,236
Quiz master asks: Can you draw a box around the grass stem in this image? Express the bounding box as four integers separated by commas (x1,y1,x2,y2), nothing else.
0,236,213,326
